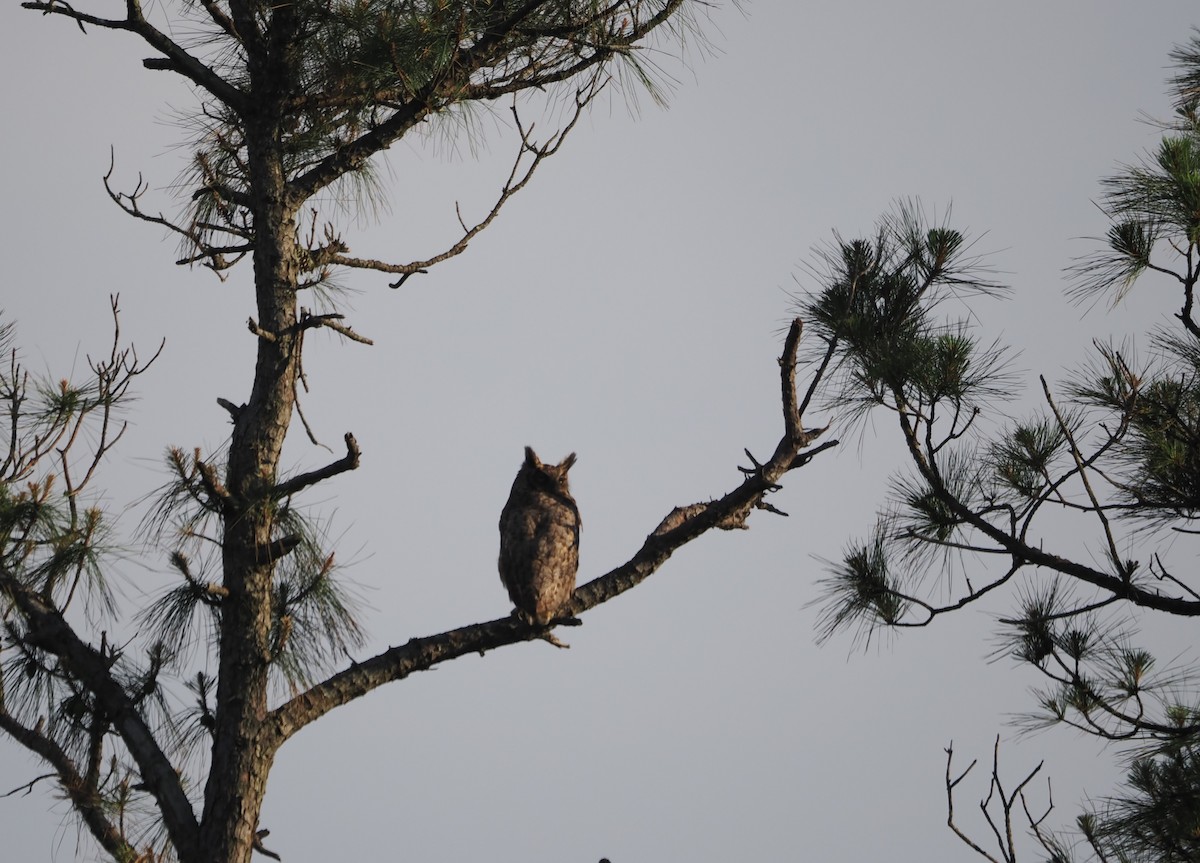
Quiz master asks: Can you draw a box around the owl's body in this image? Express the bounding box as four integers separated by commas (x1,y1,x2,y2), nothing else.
498,447,580,625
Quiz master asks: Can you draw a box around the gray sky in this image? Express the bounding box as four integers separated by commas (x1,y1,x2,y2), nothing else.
2,2,1198,860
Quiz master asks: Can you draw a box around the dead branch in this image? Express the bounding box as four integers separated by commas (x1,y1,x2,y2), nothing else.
254,535,303,565
217,397,242,422
292,391,328,450
946,743,997,863
247,319,276,342
271,433,361,500
254,828,282,861
21,0,243,106
293,311,374,346
104,154,248,276
63,297,163,502
945,737,1049,863
325,91,599,288
0,296,160,519
1,771,55,798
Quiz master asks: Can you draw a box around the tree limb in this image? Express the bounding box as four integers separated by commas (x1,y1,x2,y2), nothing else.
945,737,1048,863
5,583,200,854
271,433,361,500
293,311,374,346
104,156,248,275
0,707,138,861
21,0,245,109
894,391,1200,616
331,93,595,288
267,317,838,745
285,0,683,205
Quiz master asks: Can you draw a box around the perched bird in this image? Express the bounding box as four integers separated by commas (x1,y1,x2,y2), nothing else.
498,446,580,625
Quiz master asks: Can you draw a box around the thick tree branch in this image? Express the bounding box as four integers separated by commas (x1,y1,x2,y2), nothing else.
960,499,1200,615
21,0,245,109
6,584,200,856
287,92,434,205
267,317,838,744
0,707,137,861
286,0,683,205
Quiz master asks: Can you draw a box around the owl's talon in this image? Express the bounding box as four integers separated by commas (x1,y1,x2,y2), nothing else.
539,632,571,649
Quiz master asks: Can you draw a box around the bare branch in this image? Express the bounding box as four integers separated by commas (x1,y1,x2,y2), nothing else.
104,155,247,275
780,319,805,443
248,318,276,342
293,311,374,346
1150,553,1200,601
946,738,1047,863
329,94,597,288
62,296,163,499
946,743,1001,863
291,384,329,450
0,771,55,798
21,0,244,107
217,397,242,422
271,433,361,499
254,828,282,861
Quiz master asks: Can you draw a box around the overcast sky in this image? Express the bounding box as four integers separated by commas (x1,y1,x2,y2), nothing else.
3,2,1200,861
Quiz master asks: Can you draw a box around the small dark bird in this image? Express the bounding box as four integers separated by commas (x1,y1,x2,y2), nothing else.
498,446,580,625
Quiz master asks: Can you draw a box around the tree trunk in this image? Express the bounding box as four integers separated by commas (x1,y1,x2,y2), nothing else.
199,113,300,862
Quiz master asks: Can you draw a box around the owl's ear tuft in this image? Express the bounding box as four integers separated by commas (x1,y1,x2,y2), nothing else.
523,446,541,469
560,452,577,472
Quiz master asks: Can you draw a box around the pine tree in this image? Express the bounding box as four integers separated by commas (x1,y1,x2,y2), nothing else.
806,31,1200,863
4,3,837,861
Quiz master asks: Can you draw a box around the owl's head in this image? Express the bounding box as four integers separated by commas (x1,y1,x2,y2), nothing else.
521,445,576,495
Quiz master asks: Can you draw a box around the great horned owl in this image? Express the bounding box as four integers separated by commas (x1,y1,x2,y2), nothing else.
498,446,580,625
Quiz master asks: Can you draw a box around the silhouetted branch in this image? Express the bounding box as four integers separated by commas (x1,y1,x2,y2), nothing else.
21,0,244,106
254,828,282,860
0,771,54,799
285,1,684,204
329,94,597,288
271,433,361,499
293,311,374,345
946,738,1048,863
267,316,839,744
104,154,247,275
